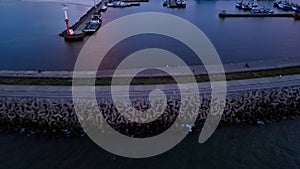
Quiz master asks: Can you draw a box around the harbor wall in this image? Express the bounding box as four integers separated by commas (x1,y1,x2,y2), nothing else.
0,85,299,137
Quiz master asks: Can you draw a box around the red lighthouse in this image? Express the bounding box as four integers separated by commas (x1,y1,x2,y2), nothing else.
61,5,85,41
63,5,72,35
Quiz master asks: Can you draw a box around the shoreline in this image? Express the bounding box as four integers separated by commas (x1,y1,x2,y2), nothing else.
0,58,300,85
2,56,299,77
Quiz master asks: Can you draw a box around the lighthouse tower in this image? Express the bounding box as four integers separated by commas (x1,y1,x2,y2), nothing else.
62,5,73,35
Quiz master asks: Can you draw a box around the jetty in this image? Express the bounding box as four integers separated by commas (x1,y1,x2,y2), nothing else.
59,0,147,39
219,10,295,18
59,1,103,37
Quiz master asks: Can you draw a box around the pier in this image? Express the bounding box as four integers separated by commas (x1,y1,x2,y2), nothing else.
219,10,295,18
59,0,147,39
59,1,103,37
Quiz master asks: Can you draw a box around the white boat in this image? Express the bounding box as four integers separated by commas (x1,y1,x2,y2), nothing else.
252,0,258,7
101,5,108,11
91,13,102,23
176,0,186,8
83,20,101,34
107,1,130,7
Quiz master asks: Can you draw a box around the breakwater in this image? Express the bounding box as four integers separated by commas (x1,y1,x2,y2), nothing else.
59,0,148,38
0,85,299,138
218,10,296,18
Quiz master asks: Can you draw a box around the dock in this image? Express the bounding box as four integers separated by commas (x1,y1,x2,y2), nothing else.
59,0,147,38
59,1,103,37
218,11,295,18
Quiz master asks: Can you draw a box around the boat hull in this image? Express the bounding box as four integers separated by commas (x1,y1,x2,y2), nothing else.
64,33,85,41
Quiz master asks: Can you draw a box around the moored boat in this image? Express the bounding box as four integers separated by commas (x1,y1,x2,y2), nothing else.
252,0,258,7
107,1,130,7
291,4,299,11
163,0,168,6
236,2,243,9
101,5,108,11
176,0,186,8
273,0,300,12
91,13,102,23
83,20,102,35
278,2,291,10
251,7,274,14
242,3,252,11
273,1,281,7
275,0,292,11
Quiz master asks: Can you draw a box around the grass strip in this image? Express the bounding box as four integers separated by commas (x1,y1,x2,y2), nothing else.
0,66,299,86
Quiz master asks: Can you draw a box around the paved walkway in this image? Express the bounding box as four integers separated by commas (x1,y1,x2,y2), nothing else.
0,74,299,98
0,56,299,78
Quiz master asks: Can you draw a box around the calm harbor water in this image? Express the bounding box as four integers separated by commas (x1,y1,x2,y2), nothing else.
0,118,299,169
0,0,300,70
1,1,300,168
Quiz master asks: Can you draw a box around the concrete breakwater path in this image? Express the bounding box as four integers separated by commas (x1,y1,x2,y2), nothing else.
0,74,300,98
